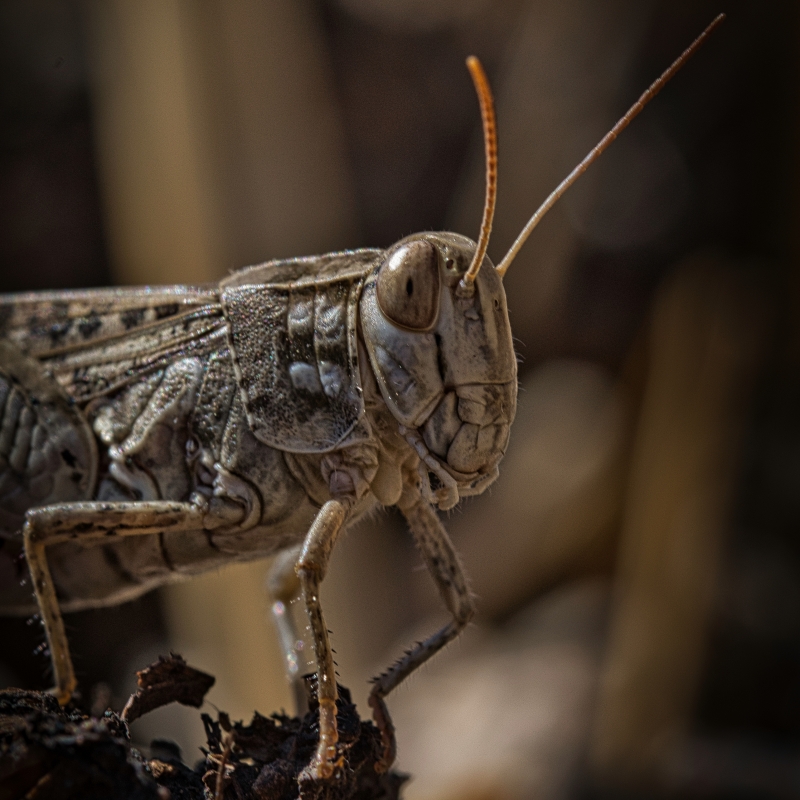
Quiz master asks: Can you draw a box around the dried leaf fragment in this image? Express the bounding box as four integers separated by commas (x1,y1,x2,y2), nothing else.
122,653,215,724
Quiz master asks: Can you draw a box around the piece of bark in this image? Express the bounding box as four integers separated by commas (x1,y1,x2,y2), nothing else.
0,688,163,800
122,653,215,724
201,681,406,800
0,672,405,799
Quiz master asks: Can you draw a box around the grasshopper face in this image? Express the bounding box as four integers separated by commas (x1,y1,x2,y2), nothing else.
360,231,517,505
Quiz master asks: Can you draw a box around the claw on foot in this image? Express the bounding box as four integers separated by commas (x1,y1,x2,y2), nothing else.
311,696,341,778
308,752,345,781
368,693,396,773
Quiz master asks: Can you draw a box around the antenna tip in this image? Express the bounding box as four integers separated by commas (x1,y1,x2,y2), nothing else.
463,54,498,284
466,56,486,83
708,12,726,33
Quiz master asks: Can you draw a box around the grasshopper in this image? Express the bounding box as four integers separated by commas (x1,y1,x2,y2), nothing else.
0,17,721,781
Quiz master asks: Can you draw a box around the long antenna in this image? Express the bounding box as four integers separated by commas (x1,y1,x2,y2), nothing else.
461,56,498,290
495,12,725,279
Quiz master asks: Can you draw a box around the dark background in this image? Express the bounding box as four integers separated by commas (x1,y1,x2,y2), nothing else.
1,1,799,797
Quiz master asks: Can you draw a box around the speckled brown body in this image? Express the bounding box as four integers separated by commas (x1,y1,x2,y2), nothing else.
0,233,516,778
0,236,516,614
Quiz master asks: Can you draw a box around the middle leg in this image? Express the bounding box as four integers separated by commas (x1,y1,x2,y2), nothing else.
266,544,307,715
294,498,350,780
369,499,476,771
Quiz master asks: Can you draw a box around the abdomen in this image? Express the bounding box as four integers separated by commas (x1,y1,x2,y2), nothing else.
0,341,318,614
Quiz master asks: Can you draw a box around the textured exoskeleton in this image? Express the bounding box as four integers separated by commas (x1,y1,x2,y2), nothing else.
0,231,516,777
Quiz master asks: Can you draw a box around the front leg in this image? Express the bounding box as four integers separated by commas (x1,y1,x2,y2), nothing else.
24,500,207,704
294,498,351,780
369,499,476,772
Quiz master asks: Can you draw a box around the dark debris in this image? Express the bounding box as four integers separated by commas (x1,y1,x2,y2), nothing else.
0,656,407,800
0,689,157,800
121,653,215,724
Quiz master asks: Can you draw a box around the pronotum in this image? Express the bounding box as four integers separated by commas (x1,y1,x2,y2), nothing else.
0,16,722,781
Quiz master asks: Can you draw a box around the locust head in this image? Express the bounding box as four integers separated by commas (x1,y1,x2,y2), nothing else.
360,232,517,509
359,59,518,509
360,58,515,510
358,19,719,508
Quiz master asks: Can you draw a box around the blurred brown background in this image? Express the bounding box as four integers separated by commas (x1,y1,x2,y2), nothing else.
1,1,799,798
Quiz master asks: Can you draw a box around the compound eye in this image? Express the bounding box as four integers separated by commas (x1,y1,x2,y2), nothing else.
376,240,441,331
